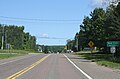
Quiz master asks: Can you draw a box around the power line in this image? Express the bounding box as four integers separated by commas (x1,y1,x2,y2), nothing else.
0,16,81,22
37,36,67,39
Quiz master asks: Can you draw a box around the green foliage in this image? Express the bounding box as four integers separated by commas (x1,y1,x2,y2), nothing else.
0,50,32,54
79,8,107,48
77,53,120,69
43,46,48,53
97,60,120,69
0,54,23,59
0,24,36,51
42,45,65,53
105,2,120,40
66,39,76,52
67,2,120,56
5,25,24,49
23,32,36,50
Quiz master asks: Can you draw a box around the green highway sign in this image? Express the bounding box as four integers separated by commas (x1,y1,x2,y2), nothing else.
107,41,120,47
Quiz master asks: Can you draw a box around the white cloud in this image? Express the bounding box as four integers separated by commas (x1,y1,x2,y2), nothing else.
41,33,48,38
91,0,109,8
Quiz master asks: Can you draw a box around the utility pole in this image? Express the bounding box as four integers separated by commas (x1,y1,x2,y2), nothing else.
75,34,79,52
1,25,4,50
76,36,78,51
5,30,7,49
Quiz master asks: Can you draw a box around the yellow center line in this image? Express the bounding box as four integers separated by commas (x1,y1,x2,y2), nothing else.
6,54,50,79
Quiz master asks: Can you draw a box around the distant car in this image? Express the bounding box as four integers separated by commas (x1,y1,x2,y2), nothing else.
83,47,91,51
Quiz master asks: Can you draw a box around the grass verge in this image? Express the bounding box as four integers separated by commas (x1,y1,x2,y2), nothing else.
0,54,24,59
0,50,39,59
0,50,42,54
76,53,120,69
0,50,32,54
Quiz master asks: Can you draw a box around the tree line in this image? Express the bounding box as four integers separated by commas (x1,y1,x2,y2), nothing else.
39,45,65,53
0,24,36,51
67,1,120,56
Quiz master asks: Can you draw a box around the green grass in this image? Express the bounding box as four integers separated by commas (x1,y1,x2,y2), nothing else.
97,60,120,69
0,49,42,59
0,50,28,54
76,53,120,69
0,50,41,54
0,54,23,59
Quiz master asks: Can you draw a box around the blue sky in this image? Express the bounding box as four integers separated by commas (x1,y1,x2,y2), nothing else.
0,0,108,45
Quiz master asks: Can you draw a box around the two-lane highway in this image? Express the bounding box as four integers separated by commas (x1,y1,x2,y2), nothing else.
0,54,47,79
20,54,88,79
0,54,120,79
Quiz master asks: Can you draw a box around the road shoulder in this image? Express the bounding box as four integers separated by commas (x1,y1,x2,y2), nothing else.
65,53,120,79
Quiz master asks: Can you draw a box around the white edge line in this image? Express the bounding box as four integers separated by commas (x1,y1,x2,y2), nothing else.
63,54,93,79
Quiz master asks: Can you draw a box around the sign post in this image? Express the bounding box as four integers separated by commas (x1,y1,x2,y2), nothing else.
110,46,116,59
110,47,116,53
88,41,94,53
107,41,120,59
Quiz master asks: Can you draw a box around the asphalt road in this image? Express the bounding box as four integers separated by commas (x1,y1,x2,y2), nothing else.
0,53,120,79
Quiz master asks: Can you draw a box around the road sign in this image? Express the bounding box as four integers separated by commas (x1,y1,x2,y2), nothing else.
107,41,120,47
110,47,116,53
88,41,94,48
64,46,67,49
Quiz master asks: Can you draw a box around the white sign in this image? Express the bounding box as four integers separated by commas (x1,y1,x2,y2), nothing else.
110,47,116,53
